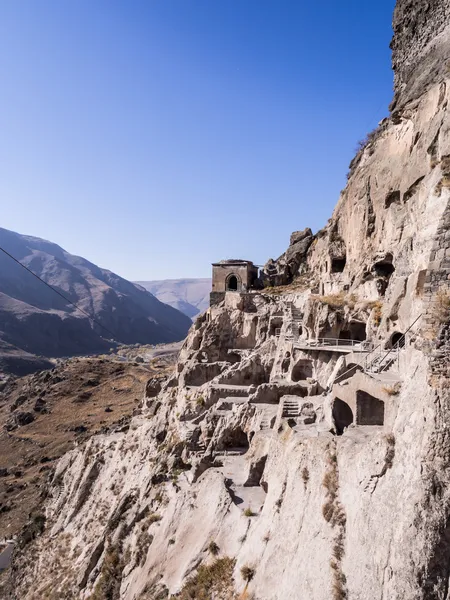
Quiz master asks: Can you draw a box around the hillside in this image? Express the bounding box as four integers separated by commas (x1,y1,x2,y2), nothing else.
0,228,191,374
135,278,211,319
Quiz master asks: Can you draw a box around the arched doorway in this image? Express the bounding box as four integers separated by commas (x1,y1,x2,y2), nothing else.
332,398,354,435
226,274,240,291
389,332,405,349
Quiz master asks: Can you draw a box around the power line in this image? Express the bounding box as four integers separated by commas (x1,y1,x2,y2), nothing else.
0,245,124,345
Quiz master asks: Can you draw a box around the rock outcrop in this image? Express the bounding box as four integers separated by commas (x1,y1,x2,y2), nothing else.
262,227,314,287
4,2,450,600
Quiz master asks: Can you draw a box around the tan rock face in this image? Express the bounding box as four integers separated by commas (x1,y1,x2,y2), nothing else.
5,3,450,600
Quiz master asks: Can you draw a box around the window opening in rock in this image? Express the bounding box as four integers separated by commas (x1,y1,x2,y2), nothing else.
385,190,401,208
374,255,395,277
331,257,346,273
332,399,354,435
356,391,384,426
223,427,249,450
292,360,313,382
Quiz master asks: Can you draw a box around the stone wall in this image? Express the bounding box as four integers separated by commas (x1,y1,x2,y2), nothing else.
212,263,256,293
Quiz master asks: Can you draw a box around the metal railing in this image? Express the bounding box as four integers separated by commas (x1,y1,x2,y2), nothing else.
296,338,373,350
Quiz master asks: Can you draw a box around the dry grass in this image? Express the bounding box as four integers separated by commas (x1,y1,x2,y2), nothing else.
89,545,123,600
380,434,396,476
382,383,401,396
312,293,357,310
173,557,236,600
433,289,450,326
301,466,310,488
262,272,317,296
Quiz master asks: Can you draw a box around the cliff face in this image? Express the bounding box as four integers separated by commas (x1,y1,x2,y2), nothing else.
5,3,450,600
391,0,450,110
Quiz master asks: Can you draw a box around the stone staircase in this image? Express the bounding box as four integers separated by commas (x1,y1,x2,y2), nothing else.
259,415,270,430
282,397,300,418
289,304,303,341
365,352,399,374
185,429,207,452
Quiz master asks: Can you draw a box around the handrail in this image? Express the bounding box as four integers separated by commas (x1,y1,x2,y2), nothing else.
365,313,423,372
334,313,423,385
296,338,372,349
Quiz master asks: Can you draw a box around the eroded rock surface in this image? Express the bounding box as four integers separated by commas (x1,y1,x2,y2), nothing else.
4,2,450,600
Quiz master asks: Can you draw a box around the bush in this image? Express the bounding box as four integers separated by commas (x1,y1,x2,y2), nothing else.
208,541,220,556
174,557,236,600
244,507,256,517
240,565,255,582
382,384,401,396
302,467,309,487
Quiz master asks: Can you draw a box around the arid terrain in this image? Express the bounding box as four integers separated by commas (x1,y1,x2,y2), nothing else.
0,345,178,539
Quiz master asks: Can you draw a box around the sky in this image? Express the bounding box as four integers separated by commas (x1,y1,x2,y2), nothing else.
0,0,396,280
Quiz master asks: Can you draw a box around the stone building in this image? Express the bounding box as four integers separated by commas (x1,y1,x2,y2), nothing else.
210,259,259,306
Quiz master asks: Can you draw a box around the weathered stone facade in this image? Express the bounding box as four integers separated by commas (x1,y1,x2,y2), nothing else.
210,260,259,306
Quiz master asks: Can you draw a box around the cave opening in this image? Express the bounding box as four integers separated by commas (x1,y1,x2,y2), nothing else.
332,398,354,435
389,331,405,349
374,254,395,278
223,427,250,451
292,360,313,382
331,257,347,273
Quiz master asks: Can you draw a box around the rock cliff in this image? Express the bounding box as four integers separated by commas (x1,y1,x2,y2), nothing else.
5,2,450,599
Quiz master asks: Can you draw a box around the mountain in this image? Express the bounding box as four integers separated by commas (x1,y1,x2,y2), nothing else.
135,278,211,319
0,227,192,374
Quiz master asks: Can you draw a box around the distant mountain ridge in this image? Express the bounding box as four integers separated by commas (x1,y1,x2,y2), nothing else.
0,227,192,374
135,279,211,319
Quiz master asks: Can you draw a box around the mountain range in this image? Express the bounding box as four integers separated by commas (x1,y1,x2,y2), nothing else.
0,227,192,374
135,278,211,319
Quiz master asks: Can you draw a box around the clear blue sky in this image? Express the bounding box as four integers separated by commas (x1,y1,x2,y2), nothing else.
0,0,396,280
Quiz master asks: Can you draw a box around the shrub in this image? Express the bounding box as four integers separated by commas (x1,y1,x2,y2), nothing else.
148,513,161,524
302,466,309,487
240,565,255,582
174,557,236,600
433,289,450,325
208,541,220,556
244,507,256,517
382,383,401,396
322,471,338,499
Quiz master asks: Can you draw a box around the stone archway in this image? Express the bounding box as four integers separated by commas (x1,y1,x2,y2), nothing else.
332,398,354,435
226,274,241,291
387,331,405,349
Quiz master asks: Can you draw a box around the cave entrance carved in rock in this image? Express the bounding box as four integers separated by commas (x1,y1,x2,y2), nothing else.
332,398,354,435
